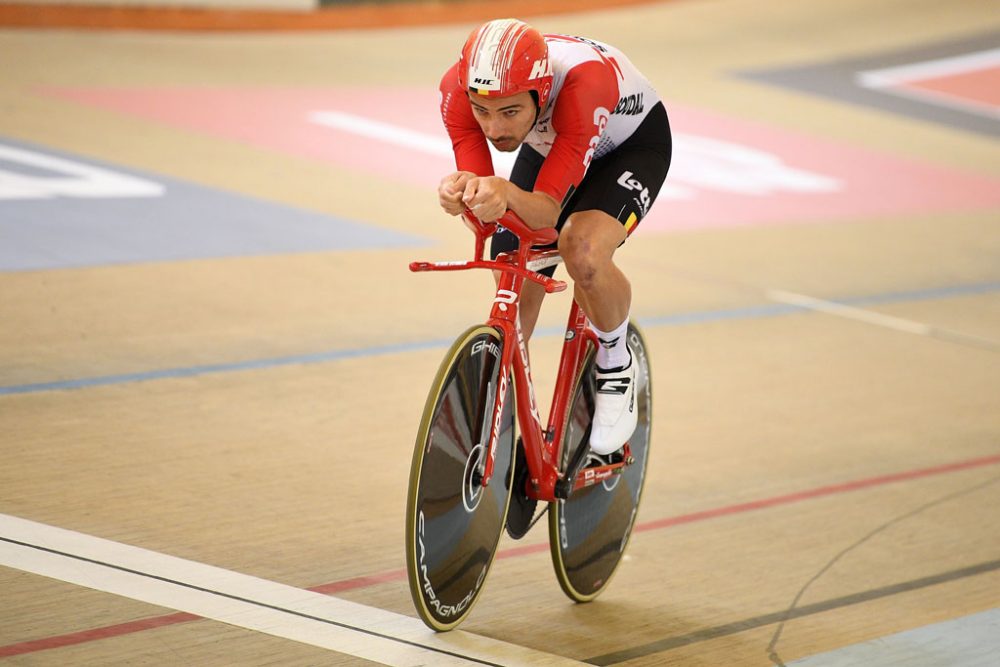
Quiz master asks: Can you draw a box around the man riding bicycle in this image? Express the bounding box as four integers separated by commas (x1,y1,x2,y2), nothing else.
437,18,672,455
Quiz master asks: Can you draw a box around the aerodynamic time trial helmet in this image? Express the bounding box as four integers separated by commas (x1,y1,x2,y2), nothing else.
458,18,554,109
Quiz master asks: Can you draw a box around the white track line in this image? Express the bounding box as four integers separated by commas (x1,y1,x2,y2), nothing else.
767,289,934,334
0,514,584,667
309,111,453,157
856,48,1000,88
308,110,519,177
854,47,1000,120
766,289,1000,350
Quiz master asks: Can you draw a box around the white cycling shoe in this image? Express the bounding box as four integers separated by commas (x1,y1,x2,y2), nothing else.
589,348,638,456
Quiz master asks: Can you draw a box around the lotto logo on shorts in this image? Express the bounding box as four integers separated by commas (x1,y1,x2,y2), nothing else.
617,170,651,215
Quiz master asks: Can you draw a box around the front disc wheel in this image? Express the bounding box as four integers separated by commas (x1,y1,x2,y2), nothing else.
405,326,515,631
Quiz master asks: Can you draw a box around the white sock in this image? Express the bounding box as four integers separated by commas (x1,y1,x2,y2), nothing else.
593,317,630,370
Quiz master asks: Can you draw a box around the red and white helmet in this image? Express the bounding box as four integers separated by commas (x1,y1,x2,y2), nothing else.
458,18,554,109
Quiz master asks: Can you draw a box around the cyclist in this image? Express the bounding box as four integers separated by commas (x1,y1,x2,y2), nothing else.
437,18,672,455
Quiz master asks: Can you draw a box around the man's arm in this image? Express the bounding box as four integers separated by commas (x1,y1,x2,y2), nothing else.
440,65,493,174
440,64,499,218
533,60,619,207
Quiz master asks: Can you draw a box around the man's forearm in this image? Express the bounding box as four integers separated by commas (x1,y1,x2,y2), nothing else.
504,181,560,230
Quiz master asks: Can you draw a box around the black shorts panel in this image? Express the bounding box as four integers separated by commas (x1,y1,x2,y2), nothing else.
491,101,671,272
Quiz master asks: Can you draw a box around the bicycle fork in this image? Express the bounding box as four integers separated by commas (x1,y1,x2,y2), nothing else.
475,273,526,489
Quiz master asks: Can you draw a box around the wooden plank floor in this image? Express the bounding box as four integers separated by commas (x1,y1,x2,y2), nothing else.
1,0,998,664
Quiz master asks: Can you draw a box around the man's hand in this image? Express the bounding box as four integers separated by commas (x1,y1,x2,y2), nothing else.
440,171,558,229
462,176,509,223
438,171,476,216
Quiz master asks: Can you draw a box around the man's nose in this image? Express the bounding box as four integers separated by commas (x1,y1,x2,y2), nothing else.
484,117,506,138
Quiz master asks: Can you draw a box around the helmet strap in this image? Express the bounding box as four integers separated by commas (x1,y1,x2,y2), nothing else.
528,91,542,126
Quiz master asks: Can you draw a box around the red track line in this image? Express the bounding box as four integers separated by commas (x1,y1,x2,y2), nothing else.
308,569,407,595
0,613,198,658
2,452,998,657
636,452,1000,533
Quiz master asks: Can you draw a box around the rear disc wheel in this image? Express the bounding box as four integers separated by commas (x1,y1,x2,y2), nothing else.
549,323,653,602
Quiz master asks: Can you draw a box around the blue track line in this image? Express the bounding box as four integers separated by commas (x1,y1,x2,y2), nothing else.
2,281,998,397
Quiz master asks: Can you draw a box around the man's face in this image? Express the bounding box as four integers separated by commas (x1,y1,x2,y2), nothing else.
468,91,538,152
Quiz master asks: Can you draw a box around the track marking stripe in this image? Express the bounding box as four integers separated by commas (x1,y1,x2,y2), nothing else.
637,453,1000,533
768,288,935,334
0,338,454,396
3,453,997,658
856,48,1000,88
766,288,1000,350
310,111,452,157
0,514,585,666
2,280,997,396
0,612,200,658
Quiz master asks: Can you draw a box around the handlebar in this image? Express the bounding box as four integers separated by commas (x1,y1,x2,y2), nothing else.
409,208,566,294
461,209,558,248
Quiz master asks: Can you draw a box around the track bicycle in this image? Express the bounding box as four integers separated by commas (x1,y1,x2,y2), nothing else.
404,210,653,631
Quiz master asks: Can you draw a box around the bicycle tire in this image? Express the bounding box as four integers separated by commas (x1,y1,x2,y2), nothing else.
548,322,653,602
405,325,516,631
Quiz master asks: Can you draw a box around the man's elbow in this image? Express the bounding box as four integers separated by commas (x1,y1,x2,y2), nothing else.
535,192,561,229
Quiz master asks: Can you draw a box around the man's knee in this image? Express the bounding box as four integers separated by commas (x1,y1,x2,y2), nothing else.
558,225,595,283
558,212,622,286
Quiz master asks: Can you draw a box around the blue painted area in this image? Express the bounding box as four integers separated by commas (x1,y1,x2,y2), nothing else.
1,280,997,396
788,608,1000,667
0,138,426,272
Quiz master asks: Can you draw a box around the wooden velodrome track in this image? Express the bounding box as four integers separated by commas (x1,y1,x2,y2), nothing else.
1,0,998,665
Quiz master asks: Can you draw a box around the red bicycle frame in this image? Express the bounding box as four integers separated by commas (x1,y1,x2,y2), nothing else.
410,211,630,503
